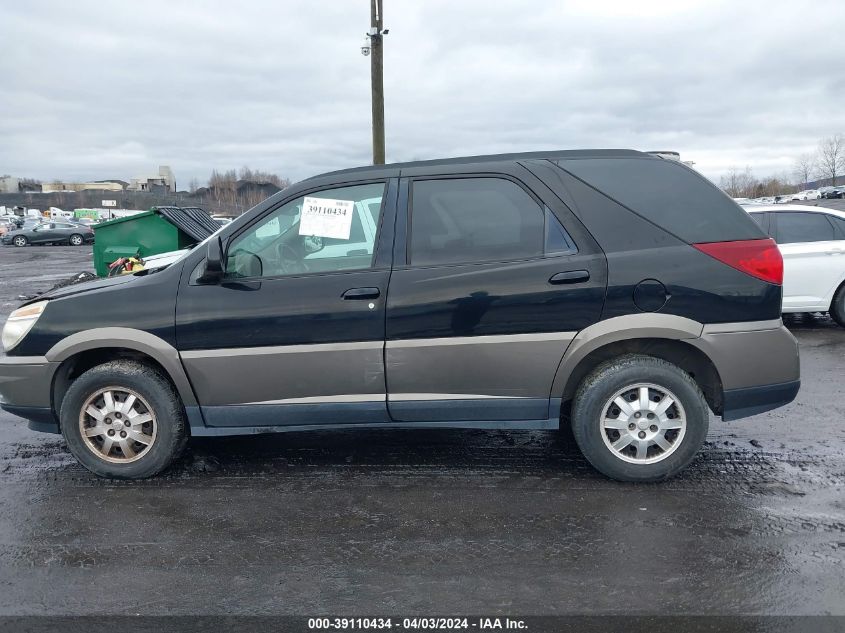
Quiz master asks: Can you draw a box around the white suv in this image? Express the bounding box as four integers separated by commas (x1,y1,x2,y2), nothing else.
748,204,845,325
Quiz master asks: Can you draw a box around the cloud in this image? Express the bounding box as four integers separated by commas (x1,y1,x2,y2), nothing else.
1,0,843,186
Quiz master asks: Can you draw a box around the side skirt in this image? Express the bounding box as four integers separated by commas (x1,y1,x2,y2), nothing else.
189,398,563,436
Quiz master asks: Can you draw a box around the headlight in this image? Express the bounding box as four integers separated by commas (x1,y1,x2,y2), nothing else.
2,300,48,351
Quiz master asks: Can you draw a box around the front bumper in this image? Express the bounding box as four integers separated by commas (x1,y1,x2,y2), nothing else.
0,355,59,430
691,320,800,420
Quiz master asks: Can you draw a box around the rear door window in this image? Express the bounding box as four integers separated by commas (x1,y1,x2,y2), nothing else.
826,214,845,240
409,177,544,266
749,212,770,235
555,157,765,243
775,213,836,244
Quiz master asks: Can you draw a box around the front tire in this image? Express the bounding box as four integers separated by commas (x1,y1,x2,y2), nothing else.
60,360,188,479
13,236,27,247
69,234,84,246
571,355,709,482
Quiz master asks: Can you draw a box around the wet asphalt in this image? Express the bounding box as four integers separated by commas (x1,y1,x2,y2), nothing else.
0,245,842,616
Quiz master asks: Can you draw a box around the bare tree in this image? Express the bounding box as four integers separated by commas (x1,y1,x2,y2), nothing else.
816,134,845,186
205,166,291,213
758,174,793,196
793,153,816,189
188,177,199,194
719,166,757,198
237,166,289,188
18,177,41,193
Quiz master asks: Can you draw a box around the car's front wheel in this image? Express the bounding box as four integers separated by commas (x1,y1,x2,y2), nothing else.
69,233,84,246
571,354,709,482
60,360,188,478
13,236,27,247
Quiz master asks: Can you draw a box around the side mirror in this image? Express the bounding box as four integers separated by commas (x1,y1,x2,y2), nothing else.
197,237,225,284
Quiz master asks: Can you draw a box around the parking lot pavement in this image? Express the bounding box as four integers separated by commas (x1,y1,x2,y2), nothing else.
0,245,843,616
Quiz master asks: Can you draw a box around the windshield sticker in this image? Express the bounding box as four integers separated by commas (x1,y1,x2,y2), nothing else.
299,197,354,240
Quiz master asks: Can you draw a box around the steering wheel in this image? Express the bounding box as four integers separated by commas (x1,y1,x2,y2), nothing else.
276,242,303,274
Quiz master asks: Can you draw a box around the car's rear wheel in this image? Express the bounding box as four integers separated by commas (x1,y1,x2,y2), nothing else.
69,234,84,246
13,236,27,247
570,354,709,482
830,283,845,328
61,360,188,479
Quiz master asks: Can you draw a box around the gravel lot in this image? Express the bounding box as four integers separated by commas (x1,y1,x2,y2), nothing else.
0,244,843,617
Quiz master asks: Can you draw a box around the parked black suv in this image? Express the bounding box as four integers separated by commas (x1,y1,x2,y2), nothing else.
0,150,799,481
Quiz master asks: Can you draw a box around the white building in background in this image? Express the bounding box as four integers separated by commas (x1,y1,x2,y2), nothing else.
128,165,175,192
41,181,124,193
0,175,20,193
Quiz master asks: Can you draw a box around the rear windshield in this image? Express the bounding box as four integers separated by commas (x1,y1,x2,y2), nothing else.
555,158,765,243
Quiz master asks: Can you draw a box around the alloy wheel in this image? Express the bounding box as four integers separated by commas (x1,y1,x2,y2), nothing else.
599,382,687,464
78,387,158,463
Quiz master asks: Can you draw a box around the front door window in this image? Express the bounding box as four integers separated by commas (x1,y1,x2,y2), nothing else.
225,182,386,279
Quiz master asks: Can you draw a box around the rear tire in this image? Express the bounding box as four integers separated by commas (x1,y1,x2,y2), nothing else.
830,284,845,328
60,360,188,479
570,354,709,482
69,234,84,246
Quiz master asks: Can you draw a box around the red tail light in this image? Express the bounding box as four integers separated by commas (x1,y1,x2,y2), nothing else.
692,238,783,285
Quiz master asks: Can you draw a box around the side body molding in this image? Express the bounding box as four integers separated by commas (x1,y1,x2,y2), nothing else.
550,313,705,397
45,327,199,407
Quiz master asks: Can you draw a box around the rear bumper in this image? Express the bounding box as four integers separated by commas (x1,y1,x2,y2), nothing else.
722,380,800,421
691,320,800,420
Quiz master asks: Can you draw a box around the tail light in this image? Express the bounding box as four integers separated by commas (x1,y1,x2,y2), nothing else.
692,238,783,285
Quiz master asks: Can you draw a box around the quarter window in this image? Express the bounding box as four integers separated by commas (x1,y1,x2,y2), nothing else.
776,213,835,244
410,177,545,266
224,182,385,279
827,214,845,239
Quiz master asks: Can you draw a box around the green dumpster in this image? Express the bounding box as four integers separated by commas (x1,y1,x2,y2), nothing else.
92,207,218,276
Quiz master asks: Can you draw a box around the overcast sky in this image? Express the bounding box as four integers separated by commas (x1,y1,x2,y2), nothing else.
2,0,844,187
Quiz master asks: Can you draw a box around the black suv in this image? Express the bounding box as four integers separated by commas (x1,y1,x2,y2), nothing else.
0,150,799,481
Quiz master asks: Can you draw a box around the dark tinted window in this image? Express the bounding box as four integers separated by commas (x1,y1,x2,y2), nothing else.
545,208,577,255
556,158,765,243
828,214,845,239
410,178,544,265
775,213,835,244
749,212,770,234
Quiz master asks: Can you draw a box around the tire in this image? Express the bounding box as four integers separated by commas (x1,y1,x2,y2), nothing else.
60,360,188,479
830,284,845,328
570,354,709,482
13,235,27,247
69,234,84,246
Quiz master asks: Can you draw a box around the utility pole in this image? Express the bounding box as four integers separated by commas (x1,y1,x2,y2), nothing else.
369,0,385,164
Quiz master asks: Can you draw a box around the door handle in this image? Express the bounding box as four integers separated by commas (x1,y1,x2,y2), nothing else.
549,270,590,285
826,248,844,255
342,287,381,300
